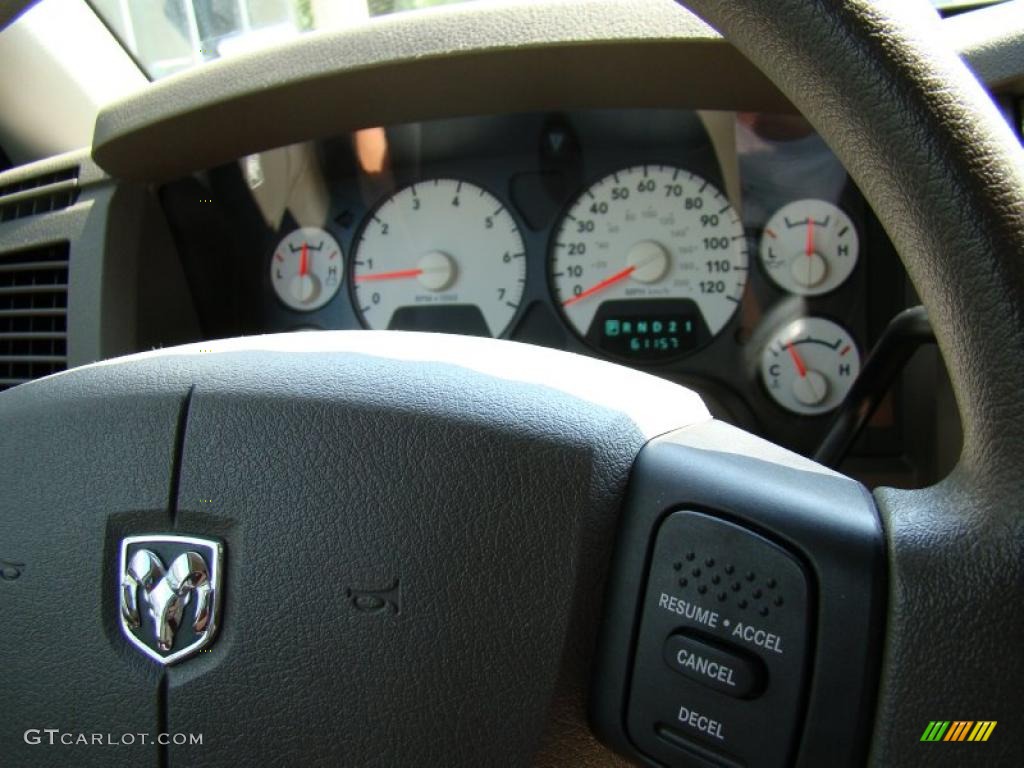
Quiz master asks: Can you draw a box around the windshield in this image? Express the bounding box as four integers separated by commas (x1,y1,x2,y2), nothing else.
89,0,1009,81
88,0,478,80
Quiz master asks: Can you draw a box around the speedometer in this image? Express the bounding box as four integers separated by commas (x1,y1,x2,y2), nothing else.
352,179,526,337
551,165,747,361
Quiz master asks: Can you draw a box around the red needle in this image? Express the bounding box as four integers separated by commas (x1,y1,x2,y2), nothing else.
299,242,309,276
355,268,424,283
562,265,636,307
786,342,808,378
805,217,815,257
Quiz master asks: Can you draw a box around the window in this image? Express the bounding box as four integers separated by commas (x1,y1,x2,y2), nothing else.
89,0,477,80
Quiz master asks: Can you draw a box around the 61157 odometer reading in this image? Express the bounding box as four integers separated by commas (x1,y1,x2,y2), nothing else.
551,165,747,360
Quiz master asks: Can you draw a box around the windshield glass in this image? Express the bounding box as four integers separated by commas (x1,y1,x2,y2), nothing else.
89,0,1009,81
88,0,477,80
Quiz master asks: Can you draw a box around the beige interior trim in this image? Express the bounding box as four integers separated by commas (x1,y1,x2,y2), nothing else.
91,0,788,181
943,0,1024,90
91,0,1024,182
0,0,145,164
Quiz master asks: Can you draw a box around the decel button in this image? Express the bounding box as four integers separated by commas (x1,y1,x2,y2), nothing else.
664,633,763,699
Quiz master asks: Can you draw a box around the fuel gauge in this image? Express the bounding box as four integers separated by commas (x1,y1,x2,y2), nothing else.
761,317,860,415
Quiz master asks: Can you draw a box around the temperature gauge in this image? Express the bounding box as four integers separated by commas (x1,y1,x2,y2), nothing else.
759,199,858,295
761,317,860,415
270,227,344,312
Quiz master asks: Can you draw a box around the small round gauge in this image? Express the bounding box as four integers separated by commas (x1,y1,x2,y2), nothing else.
550,165,746,362
759,199,858,295
352,179,526,337
761,317,861,415
270,227,344,312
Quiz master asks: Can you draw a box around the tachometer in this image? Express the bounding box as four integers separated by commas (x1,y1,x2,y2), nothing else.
352,179,526,337
550,165,746,361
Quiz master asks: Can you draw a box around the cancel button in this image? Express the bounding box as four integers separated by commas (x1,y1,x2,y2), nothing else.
663,633,763,699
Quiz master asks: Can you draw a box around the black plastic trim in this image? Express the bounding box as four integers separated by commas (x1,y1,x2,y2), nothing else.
590,421,886,767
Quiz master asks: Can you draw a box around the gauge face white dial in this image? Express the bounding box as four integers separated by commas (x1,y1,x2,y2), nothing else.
761,317,861,415
352,179,526,337
270,227,344,312
550,165,747,359
759,199,858,296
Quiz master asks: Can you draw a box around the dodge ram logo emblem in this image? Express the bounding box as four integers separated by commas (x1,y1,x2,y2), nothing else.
118,535,223,665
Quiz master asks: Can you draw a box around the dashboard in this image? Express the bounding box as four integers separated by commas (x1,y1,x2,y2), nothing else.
159,108,932,478
1,3,1021,765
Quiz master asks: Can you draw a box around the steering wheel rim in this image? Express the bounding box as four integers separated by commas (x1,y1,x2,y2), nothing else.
677,0,1024,763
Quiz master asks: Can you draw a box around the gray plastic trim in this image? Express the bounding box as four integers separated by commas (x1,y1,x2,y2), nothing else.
0,178,78,208
0,151,111,367
0,151,200,372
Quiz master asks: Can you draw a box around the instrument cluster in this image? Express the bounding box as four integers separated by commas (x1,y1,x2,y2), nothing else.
174,109,907,456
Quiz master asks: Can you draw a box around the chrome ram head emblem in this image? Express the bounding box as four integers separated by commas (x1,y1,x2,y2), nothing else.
118,535,223,665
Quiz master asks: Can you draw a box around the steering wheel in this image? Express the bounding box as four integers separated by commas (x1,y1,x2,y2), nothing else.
1,1,1021,767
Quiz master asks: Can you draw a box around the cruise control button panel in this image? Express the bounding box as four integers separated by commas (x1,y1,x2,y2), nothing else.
627,510,810,768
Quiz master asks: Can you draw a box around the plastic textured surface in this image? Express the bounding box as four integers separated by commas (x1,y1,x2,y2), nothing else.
680,0,1024,765
0,358,191,767
0,331,708,767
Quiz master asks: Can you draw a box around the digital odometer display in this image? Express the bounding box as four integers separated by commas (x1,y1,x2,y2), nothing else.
584,299,710,362
598,314,699,359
